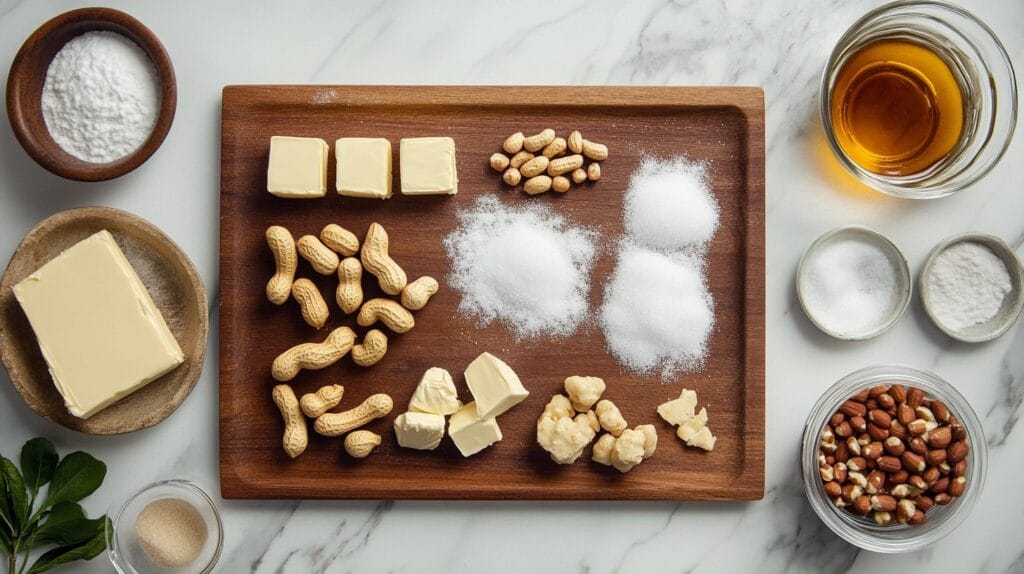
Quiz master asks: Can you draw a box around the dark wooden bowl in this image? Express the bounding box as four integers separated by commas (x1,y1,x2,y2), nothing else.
0,207,208,434
5,8,176,182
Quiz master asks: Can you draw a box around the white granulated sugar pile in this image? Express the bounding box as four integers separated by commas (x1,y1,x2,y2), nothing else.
925,241,1012,332
42,31,160,163
601,155,720,377
801,237,898,336
600,245,714,377
623,156,719,251
444,196,597,338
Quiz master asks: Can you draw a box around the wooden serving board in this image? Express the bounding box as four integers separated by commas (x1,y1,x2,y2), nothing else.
220,86,764,500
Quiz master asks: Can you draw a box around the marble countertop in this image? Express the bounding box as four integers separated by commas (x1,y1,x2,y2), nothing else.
1,0,1022,572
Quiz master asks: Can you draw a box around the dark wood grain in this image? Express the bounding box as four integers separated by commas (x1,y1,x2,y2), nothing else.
220,86,764,500
0,207,208,434
5,7,176,181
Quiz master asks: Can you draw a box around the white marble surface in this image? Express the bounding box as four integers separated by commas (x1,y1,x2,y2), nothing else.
1,0,1022,572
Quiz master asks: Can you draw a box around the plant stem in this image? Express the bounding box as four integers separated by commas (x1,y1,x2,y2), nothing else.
7,551,16,574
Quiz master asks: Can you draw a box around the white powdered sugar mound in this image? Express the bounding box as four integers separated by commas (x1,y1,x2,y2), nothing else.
623,156,719,251
444,196,597,339
925,241,1012,332
600,244,715,377
41,31,160,163
600,155,720,377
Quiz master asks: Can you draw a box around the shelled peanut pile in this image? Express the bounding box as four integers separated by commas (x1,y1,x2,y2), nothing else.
818,384,970,526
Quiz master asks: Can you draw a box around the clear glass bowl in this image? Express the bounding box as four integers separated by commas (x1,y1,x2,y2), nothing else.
820,1,1017,198
801,365,986,552
107,479,223,573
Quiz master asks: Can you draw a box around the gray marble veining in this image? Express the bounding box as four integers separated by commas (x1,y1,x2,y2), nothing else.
0,0,1021,572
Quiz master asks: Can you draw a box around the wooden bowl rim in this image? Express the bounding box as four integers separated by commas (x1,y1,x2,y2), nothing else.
0,206,208,434
4,7,177,182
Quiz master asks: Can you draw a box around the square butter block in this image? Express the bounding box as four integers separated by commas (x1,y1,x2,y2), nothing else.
267,136,329,198
464,352,529,419
335,137,392,199
12,230,184,419
448,402,502,457
399,137,457,195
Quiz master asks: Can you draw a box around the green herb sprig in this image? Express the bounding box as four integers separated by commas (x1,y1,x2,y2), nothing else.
1,438,108,574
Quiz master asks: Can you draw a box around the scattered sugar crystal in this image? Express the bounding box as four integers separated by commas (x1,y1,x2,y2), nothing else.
444,196,597,338
600,244,714,377
623,156,719,251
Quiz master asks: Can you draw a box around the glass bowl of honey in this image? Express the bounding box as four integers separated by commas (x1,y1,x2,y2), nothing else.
821,1,1016,199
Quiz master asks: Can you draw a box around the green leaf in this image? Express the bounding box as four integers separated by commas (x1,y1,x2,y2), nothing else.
21,439,58,496
0,466,13,532
40,453,105,512
27,517,108,574
0,457,28,532
0,520,11,552
32,502,103,548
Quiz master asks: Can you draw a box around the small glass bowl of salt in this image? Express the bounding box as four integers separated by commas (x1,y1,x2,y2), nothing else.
920,233,1024,343
107,479,223,574
797,225,913,340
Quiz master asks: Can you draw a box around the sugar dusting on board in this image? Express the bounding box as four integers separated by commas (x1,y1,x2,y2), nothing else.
444,196,597,338
601,155,719,377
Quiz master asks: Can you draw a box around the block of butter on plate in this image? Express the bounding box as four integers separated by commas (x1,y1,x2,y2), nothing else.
448,402,502,457
399,137,457,195
335,137,392,199
267,135,329,198
464,352,529,419
12,230,184,419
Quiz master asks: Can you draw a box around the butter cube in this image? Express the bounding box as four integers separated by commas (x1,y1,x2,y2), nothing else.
394,412,446,450
448,402,502,457
12,230,184,419
335,138,392,199
399,137,457,195
408,367,462,415
464,352,529,419
267,136,328,198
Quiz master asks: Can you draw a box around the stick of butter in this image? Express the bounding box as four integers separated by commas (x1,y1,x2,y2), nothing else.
448,402,502,457
394,412,445,450
267,136,329,198
12,230,184,419
464,352,529,419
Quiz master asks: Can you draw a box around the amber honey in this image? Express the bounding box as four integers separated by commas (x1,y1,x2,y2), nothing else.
830,39,964,177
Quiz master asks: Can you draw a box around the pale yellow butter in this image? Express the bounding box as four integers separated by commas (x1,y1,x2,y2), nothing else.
448,402,502,457
335,137,392,199
267,136,328,198
12,230,184,419
399,137,457,195
394,412,445,450
464,352,529,419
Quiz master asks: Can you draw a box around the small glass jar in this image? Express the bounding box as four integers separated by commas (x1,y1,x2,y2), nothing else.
801,365,986,552
107,479,223,573
820,1,1017,198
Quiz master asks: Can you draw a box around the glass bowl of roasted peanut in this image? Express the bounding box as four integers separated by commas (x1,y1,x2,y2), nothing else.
801,365,986,552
